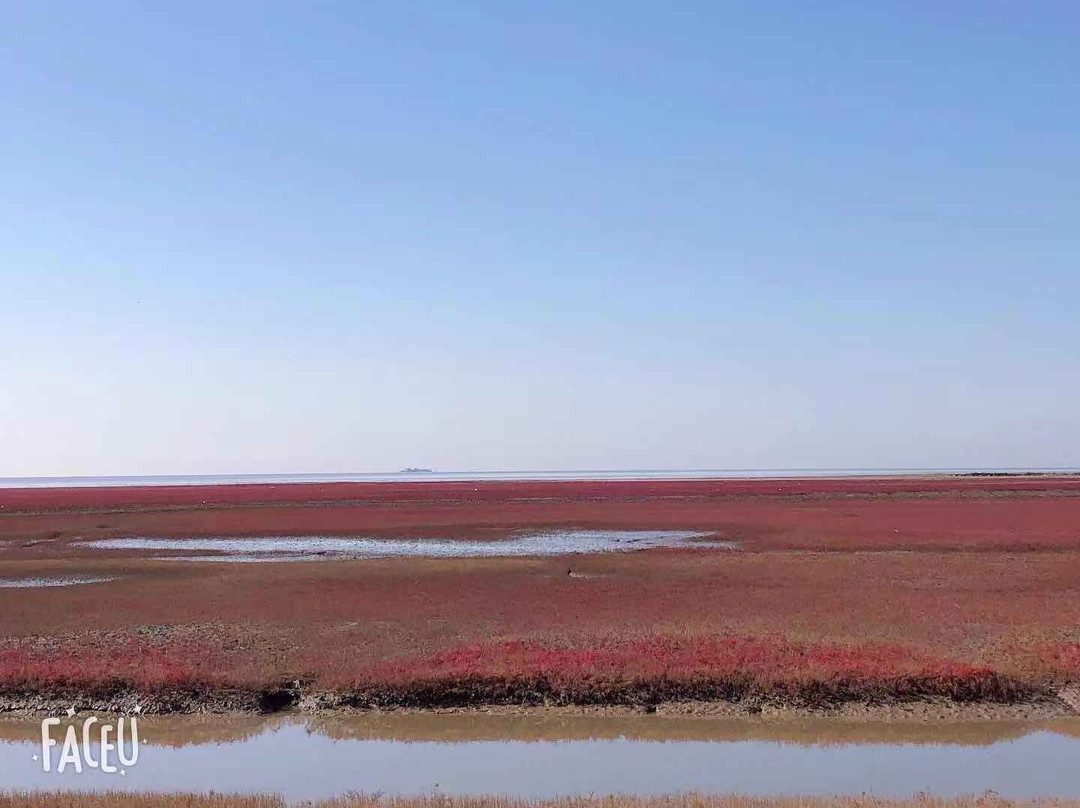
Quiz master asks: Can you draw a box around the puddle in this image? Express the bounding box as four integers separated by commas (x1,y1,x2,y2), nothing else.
74,530,733,561
0,576,118,588
2,715,1080,800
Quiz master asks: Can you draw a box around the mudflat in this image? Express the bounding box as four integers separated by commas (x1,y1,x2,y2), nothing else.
1,477,1079,715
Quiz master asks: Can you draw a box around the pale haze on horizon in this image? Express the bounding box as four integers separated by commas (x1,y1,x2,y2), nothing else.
2,2,1078,477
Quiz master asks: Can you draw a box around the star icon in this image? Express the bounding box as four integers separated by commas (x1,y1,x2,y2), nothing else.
120,769,126,776
133,703,142,714
31,754,38,762
65,706,76,718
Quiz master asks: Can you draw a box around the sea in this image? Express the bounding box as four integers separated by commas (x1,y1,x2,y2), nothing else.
1,468,1077,488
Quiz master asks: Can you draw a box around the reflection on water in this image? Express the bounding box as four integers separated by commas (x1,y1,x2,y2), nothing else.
1,715,1079,800
75,530,732,561
309,712,1080,747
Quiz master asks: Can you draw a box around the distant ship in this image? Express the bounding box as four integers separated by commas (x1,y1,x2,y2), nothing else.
400,467,434,474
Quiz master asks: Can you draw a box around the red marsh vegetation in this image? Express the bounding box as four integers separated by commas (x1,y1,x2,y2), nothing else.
1,477,1079,710
4,474,1080,513
2,476,1079,553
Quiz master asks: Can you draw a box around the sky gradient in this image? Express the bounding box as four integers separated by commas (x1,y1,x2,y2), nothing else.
3,2,1078,476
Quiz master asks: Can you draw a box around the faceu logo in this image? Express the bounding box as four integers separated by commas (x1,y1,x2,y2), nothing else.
37,706,140,774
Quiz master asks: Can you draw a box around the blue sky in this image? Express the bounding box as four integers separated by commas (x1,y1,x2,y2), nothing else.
3,2,1078,476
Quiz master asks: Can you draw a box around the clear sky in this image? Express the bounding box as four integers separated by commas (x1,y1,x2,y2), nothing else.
3,2,1078,476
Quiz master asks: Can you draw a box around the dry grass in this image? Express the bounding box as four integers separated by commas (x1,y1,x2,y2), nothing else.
0,795,278,808
2,793,1080,808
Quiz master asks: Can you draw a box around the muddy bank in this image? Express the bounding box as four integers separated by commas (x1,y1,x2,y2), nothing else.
0,685,290,716
332,697,1078,724
1,683,1076,720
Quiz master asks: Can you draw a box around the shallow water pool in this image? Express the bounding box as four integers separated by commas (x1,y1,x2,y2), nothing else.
0,576,118,588
75,530,733,561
